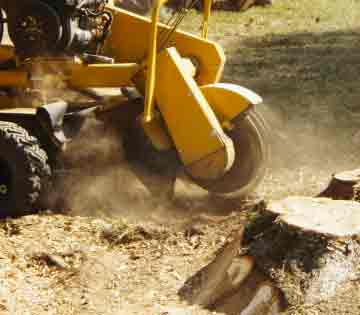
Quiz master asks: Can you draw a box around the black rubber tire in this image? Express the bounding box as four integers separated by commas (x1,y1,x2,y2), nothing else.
191,109,270,198
0,121,51,217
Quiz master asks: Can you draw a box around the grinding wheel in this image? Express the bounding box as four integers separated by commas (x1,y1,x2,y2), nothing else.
191,109,270,198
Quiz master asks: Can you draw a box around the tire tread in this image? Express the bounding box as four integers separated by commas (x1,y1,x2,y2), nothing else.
0,121,51,216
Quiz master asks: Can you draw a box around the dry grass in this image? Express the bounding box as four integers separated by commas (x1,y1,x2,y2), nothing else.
181,0,360,35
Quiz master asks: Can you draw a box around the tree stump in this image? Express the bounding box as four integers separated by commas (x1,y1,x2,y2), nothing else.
179,197,360,314
245,197,360,306
318,169,360,201
179,228,285,315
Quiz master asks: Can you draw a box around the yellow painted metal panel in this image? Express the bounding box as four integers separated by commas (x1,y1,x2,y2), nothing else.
69,63,139,88
0,71,28,87
103,7,225,85
155,47,234,179
201,83,263,123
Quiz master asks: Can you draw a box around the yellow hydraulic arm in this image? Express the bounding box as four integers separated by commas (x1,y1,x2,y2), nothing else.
202,0,212,38
142,0,168,123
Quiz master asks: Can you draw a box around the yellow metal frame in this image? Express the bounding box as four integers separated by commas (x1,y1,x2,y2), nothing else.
69,63,139,88
200,83,263,123
103,6,225,86
154,47,234,179
142,0,214,123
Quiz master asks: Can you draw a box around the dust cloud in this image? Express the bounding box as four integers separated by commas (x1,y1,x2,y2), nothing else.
49,118,156,218
47,117,214,223
49,103,360,220
255,101,360,200
45,90,360,218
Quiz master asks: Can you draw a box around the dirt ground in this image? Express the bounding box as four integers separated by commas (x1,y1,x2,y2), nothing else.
1,0,360,314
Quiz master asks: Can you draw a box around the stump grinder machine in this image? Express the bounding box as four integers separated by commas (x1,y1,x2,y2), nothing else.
0,0,269,216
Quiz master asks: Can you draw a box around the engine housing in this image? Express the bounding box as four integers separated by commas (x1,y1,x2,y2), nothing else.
4,0,111,57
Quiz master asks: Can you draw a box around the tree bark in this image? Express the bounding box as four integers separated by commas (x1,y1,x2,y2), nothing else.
179,228,285,315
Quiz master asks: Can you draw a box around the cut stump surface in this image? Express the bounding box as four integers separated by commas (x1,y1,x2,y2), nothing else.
268,196,360,237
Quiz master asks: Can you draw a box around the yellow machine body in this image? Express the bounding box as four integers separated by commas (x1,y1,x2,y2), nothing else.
155,47,235,179
102,6,226,86
0,1,262,180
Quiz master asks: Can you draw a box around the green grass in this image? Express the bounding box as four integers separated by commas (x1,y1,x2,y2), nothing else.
180,0,360,36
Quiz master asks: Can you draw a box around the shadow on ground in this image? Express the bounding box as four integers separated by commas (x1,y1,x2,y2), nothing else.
223,29,360,197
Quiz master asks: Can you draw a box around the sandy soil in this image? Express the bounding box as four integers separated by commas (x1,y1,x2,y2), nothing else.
0,197,251,315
